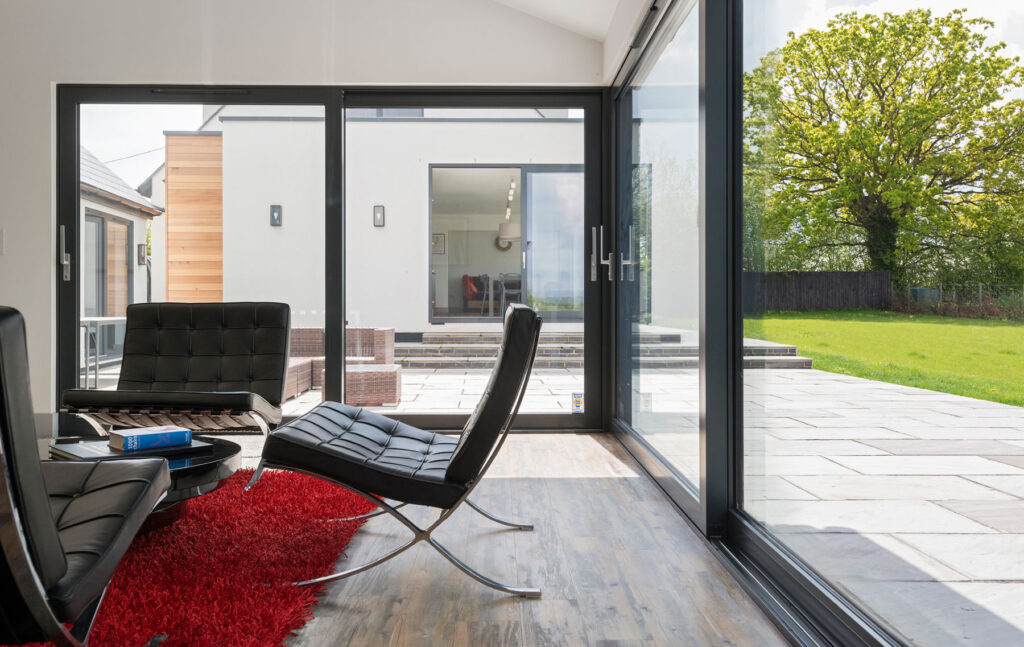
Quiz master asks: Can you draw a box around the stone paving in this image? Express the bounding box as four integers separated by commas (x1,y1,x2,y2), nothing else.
643,367,1024,646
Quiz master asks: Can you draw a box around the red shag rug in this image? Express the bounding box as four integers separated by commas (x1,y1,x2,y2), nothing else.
18,468,375,647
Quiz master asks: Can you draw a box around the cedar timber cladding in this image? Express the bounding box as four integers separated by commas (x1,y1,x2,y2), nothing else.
165,134,223,302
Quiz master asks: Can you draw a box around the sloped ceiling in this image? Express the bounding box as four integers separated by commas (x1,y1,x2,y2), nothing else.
492,0,621,42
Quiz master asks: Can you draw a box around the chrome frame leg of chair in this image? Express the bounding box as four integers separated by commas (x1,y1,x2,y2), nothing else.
245,460,266,491
465,498,533,531
325,501,408,523
427,536,540,598
276,467,540,598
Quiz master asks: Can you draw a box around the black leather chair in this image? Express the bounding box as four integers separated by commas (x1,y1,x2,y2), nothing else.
0,307,170,646
247,304,543,597
62,302,291,435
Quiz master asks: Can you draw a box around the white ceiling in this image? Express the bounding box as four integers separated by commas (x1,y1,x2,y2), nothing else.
492,0,622,42
433,167,523,219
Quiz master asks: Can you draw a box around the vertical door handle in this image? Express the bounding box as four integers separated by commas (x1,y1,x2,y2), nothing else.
599,225,614,281
60,225,71,281
620,225,636,281
591,226,614,282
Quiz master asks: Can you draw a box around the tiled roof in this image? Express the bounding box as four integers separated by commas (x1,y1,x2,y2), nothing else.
80,146,161,214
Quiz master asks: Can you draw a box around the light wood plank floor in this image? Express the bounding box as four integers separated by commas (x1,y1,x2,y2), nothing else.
284,434,788,647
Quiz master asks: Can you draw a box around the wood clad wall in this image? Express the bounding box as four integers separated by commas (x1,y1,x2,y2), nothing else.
165,134,223,302
105,219,129,315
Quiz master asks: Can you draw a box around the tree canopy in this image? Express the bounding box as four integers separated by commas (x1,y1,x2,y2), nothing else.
744,9,1024,288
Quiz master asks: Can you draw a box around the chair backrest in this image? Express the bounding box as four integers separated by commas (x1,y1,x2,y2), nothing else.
0,308,67,591
117,302,291,406
445,304,541,484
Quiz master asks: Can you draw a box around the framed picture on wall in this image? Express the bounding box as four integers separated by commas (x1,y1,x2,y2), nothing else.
431,233,446,255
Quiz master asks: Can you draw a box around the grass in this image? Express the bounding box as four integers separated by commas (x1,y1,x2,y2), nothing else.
744,309,1024,407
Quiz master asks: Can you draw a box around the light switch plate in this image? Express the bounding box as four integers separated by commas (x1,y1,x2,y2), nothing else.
373,205,385,227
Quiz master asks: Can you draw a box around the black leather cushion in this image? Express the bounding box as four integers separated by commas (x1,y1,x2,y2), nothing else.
41,458,170,621
262,402,466,508
62,389,281,425
116,302,291,407
0,307,67,589
446,304,540,483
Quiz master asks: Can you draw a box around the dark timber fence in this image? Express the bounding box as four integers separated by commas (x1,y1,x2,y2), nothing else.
743,271,891,313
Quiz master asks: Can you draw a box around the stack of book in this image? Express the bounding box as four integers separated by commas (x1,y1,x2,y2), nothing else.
108,425,192,452
50,426,212,464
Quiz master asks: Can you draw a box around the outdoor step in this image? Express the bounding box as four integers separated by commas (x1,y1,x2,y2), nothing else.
420,332,683,345
397,355,812,370
396,343,584,358
396,342,800,359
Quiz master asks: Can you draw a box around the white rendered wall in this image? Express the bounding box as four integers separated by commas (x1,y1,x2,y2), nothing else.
345,120,583,332
0,0,603,428
220,118,326,329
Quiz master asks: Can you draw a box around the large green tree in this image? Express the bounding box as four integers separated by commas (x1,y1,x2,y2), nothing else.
745,9,1024,288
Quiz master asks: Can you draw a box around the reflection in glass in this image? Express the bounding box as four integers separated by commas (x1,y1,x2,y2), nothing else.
617,4,701,491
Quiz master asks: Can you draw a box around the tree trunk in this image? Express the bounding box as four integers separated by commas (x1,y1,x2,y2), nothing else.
854,195,902,287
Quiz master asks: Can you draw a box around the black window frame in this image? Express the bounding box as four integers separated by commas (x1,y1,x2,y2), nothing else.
56,85,607,433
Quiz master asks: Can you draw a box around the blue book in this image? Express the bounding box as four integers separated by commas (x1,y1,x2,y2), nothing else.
109,426,192,452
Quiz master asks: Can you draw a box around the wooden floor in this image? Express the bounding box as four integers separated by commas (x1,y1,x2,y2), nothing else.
286,434,788,647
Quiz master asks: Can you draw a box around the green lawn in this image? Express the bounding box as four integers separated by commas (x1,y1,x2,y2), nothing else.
744,309,1024,407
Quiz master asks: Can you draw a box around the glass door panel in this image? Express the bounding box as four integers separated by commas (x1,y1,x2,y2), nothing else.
345,105,593,420
524,168,585,323
615,2,702,493
76,103,325,416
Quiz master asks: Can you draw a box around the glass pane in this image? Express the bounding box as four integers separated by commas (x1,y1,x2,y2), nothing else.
346,107,587,415
78,104,325,417
616,4,701,492
743,3,1024,643
525,170,585,322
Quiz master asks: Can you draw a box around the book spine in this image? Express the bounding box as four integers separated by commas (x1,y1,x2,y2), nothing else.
124,429,192,451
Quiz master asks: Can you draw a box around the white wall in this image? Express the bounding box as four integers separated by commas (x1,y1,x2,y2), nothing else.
0,0,603,431
221,118,326,328
345,120,583,332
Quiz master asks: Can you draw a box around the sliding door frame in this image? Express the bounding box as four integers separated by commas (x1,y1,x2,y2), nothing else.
607,1,904,645
56,85,607,433
341,89,607,432
56,85,342,413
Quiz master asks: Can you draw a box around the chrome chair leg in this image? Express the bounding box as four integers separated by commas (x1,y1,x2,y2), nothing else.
465,498,533,531
276,468,540,597
326,502,408,523
244,460,266,491
427,537,541,598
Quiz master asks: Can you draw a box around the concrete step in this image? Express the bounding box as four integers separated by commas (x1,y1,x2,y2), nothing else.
420,332,682,345
399,355,812,370
396,342,799,359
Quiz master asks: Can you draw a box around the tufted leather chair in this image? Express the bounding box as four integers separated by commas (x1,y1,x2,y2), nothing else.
62,302,291,435
250,304,544,597
0,306,170,646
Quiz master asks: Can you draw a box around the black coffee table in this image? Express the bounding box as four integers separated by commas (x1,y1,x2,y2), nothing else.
48,435,242,524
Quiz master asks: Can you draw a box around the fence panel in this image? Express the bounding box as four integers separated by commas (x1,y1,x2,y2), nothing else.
743,271,891,313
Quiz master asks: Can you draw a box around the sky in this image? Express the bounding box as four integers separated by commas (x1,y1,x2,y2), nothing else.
745,0,1024,71
80,104,203,188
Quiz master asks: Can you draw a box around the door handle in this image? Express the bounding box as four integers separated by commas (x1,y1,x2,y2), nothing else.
590,226,614,282
60,225,71,281
620,225,636,281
